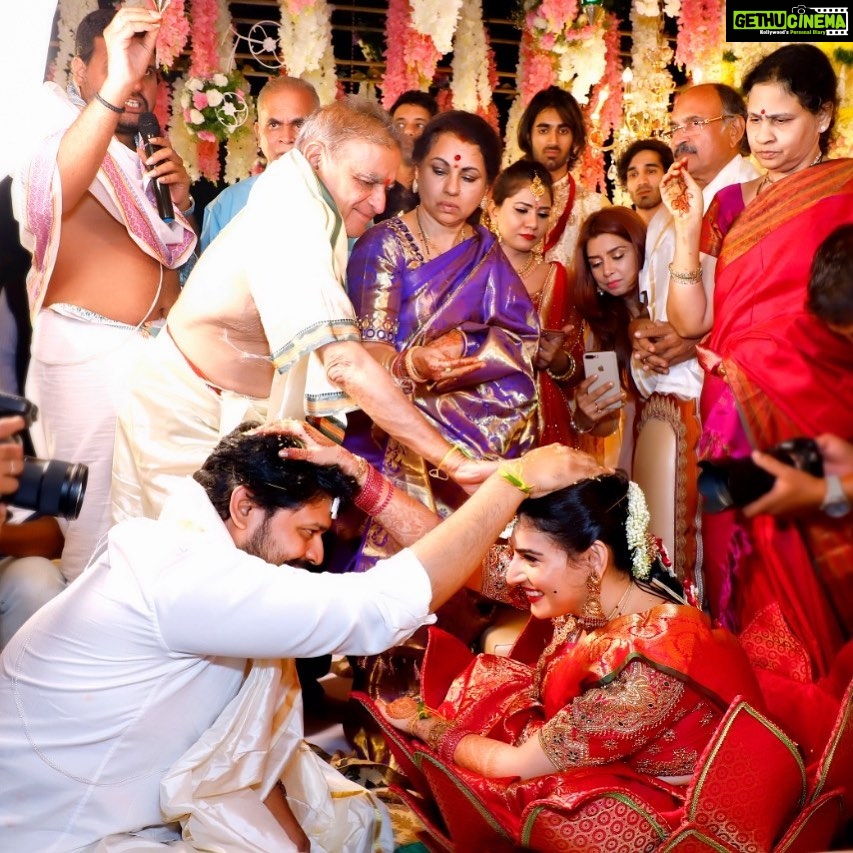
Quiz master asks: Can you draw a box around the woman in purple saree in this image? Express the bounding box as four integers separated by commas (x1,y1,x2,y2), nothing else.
344,111,539,573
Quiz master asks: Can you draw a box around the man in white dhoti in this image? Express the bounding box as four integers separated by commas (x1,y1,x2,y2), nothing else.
12,7,197,582
0,421,594,852
111,95,495,527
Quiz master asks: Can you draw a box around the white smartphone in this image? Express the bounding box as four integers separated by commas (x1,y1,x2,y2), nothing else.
583,351,622,411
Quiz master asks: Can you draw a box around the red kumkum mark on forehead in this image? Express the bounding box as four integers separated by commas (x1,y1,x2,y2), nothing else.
454,154,461,161
760,109,766,115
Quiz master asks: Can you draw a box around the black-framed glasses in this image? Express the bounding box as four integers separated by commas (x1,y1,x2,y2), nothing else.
659,115,732,141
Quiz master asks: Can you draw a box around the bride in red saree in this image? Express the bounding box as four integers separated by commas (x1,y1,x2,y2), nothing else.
370,474,763,840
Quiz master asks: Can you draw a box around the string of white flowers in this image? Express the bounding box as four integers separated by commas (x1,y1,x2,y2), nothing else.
168,75,200,183
502,95,526,168
55,0,98,83
559,36,607,105
450,0,491,114
626,481,654,580
277,0,337,103
410,0,464,56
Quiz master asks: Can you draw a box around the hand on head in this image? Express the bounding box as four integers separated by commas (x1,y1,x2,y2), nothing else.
102,8,161,92
507,443,609,499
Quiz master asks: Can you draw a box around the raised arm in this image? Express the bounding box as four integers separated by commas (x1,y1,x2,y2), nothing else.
57,8,161,211
660,160,714,337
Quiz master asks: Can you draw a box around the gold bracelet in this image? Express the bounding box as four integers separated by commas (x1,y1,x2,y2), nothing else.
668,263,703,283
545,353,576,382
404,347,429,383
429,444,464,480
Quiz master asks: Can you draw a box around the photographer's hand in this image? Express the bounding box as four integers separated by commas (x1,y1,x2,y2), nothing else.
742,451,826,518
0,416,25,522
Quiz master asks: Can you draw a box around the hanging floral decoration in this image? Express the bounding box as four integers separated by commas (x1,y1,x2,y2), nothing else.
673,0,724,73
578,13,622,194
449,0,499,131
181,72,250,143
161,0,255,183
410,0,463,55
382,0,442,109
277,0,338,104
155,0,190,70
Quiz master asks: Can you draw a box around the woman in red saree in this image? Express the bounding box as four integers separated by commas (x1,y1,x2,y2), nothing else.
661,45,853,757
487,159,586,448
373,474,763,840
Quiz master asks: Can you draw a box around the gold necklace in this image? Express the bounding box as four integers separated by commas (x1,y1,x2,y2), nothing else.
757,151,823,196
415,207,466,260
607,580,634,620
514,252,538,279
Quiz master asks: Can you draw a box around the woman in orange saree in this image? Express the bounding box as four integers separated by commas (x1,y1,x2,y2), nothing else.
662,45,853,759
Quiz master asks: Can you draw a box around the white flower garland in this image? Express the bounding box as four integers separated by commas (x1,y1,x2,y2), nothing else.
277,0,337,102
168,75,200,183
502,95,526,168
410,0,463,55
626,481,653,580
450,0,491,114
561,36,607,104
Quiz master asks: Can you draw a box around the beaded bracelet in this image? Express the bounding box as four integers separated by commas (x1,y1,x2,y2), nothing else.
668,263,703,284
545,353,576,383
94,91,123,114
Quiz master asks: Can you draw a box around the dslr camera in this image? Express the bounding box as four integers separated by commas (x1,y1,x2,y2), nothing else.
0,392,88,520
698,437,823,513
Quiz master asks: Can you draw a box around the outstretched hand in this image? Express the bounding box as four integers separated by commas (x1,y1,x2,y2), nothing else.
509,443,608,499
262,418,364,482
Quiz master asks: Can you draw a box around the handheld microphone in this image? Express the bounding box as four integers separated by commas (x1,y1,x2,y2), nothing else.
137,112,175,223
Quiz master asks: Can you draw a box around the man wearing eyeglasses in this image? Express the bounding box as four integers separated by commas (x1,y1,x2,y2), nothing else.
630,83,758,600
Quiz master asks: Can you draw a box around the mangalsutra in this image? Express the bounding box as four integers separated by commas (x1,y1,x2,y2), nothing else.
757,151,823,196
607,580,635,619
415,207,466,261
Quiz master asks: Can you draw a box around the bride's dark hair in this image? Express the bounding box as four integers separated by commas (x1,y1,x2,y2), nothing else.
518,474,682,600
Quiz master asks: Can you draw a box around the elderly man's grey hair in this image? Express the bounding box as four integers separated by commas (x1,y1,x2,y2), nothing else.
296,96,402,155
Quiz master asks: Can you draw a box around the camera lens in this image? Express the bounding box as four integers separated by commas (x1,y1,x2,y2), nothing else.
698,457,776,513
5,458,88,520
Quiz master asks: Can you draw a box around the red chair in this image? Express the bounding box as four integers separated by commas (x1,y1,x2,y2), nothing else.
809,680,853,815
415,749,518,852
659,825,740,852
680,697,807,851
772,791,845,853
520,790,670,852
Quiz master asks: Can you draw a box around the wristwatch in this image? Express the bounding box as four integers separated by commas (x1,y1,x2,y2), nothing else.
821,475,851,518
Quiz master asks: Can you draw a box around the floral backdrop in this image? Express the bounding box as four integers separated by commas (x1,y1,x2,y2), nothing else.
53,0,853,187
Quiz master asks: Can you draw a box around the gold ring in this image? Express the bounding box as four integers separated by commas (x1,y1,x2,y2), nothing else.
445,366,452,373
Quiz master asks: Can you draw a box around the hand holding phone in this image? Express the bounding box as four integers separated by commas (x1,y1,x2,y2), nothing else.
582,351,622,413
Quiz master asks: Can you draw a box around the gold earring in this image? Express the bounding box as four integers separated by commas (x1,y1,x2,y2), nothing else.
581,569,606,628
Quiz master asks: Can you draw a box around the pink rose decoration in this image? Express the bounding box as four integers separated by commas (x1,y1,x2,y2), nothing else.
193,91,209,110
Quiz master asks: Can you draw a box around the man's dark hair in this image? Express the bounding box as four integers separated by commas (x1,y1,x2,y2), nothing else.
412,110,502,185
194,422,358,521
75,8,118,63
807,224,853,327
616,138,674,186
517,86,586,173
389,90,439,119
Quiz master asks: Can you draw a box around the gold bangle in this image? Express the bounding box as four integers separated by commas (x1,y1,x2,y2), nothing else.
404,347,429,383
429,444,464,480
668,263,702,283
545,353,576,382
